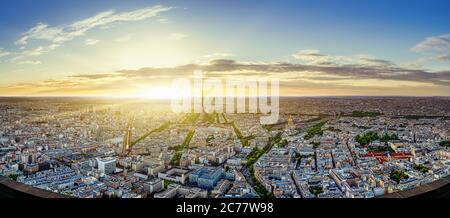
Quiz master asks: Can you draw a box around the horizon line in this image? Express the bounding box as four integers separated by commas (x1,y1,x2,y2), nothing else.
0,95,449,99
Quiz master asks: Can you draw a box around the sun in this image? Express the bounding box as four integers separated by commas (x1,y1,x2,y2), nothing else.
134,86,184,99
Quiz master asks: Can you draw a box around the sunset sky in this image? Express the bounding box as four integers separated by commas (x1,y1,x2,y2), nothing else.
0,0,449,97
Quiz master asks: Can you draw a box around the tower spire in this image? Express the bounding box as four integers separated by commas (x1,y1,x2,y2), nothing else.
202,73,205,113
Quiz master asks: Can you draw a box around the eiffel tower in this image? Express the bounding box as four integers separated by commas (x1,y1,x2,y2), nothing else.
201,75,205,114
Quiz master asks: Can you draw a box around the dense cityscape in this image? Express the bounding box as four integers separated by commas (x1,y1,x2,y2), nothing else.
0,97,448,198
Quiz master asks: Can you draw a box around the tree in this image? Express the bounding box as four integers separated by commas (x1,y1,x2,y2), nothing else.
304,122,325,140
390,170,409,184
8,174,18,181
413,164,430,173
355,131,379,145
309,186,324,196
350,111,381,117
439,140,450,148
170,152,182,166
380,133,399,143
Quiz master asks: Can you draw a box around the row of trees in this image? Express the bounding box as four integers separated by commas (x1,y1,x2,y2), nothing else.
182,113,200,124
249,167,274,198
202,112,217,123
304,121,325,140
231,122,250,147
350,111,382,117
170,130,195,166
355,131,379,145
170,152,182,167
246,132,283,198
355,131,398,146
131,122,170,146
246,133,280,167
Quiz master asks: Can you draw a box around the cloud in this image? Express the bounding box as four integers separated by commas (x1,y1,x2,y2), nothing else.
13,5,172,54
431,53,450,62
201,53,233,59
22,46,48,56
411,34,450,53
195,53,234,64
69,73,123,80
0,49,10,58
168,33,188,40
40,57,449,87
84,38,100,45
0,50,41,65
4,52,449,96
21,60,42,65
358,57,393,66
399,62,423,69
292,50,330,65
10,44,60,65
15,23,62,46
114,35,132,43
7,54,43,65
293,50,393,67
411,33,450,63
158,18,170,24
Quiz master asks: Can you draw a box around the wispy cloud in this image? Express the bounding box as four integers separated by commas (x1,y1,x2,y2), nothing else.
6,44,61,66
0,48,10,58
22,46,49,56
112,58,449,87
158,18,170,24
432,53,450,61
195,53,234,64
9,5,172,63
412,34,450,53
18,60,42,65
84,38,100,45
16,5,172,47
9,56,42,65
292,50,330,65
293,50,393,66
114,35,132,43
168,33,188,40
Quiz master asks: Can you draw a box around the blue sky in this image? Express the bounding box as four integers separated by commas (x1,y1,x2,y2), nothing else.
0,0,449,96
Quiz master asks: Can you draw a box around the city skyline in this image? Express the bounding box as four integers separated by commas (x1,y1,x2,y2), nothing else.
1,96,449,200
0,0,449,97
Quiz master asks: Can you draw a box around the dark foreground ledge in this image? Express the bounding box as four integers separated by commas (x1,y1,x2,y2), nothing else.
377,175,450,198
0,176,71,198
2,174,449,199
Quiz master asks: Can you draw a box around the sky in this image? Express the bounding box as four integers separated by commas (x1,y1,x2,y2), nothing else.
0,0,449,97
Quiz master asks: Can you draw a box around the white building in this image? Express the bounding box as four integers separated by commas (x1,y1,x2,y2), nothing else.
144,178,164,194
97,157,116,175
